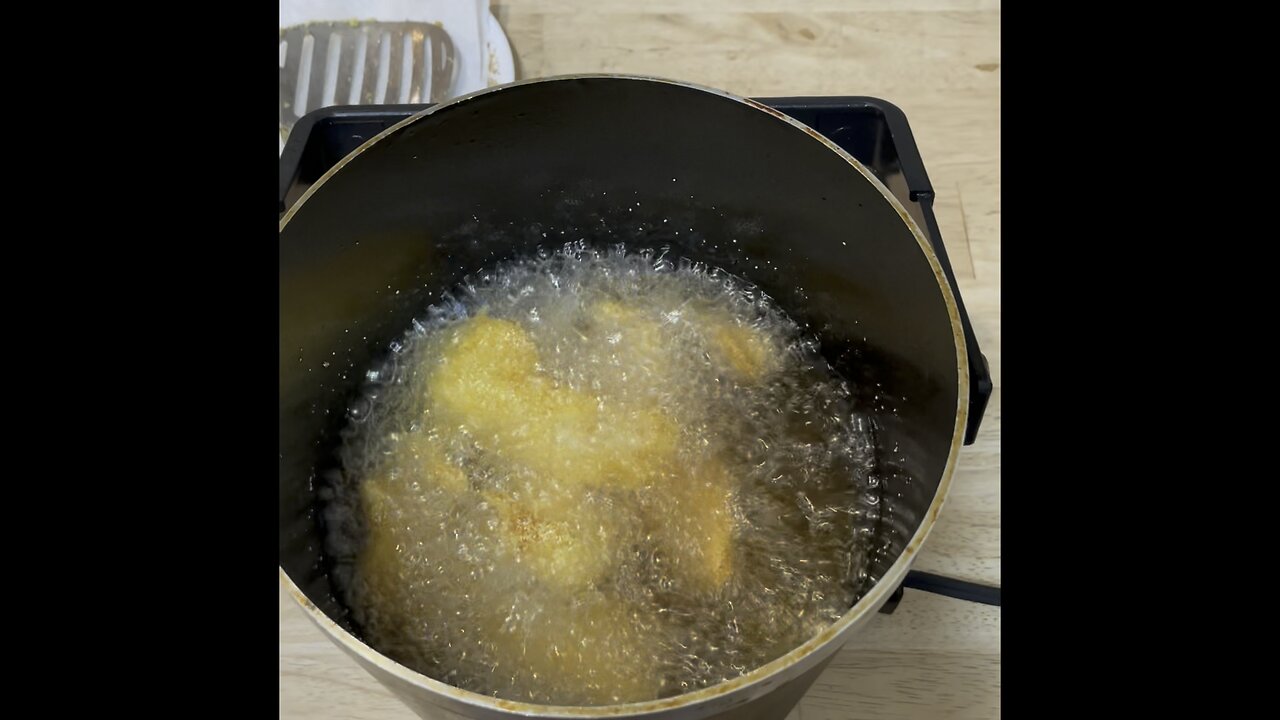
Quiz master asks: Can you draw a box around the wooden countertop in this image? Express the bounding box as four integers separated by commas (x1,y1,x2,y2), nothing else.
280,2,1001,717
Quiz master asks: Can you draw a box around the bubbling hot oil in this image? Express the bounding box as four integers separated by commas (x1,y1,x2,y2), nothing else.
323,245,879,705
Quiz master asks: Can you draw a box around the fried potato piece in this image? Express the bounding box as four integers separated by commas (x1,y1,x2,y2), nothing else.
427,314,677,491
654,459,737,592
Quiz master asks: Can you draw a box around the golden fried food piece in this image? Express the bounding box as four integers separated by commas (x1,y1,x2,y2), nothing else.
483,487,621,591
655,459,737,592
384,431,469,494
425,313,544,432
356,433,469,608
590,299,671,370
355,478,418,636
592,297,778,382
476,590,664,704
689,309,777,381
708,322,773,379
427,314,677,491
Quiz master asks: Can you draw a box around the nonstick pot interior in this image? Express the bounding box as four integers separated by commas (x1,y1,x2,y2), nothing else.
280,77,964,640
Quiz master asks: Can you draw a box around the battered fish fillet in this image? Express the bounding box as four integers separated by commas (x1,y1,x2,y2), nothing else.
427,313,677,491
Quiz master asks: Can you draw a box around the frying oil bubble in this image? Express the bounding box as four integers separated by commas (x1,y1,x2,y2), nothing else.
323,244,878,705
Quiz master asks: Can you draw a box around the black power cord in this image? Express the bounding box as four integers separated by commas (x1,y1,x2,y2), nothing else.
903,570,1000,606
879,571,1001,614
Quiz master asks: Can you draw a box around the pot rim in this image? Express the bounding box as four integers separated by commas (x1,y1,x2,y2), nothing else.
279,73,970,717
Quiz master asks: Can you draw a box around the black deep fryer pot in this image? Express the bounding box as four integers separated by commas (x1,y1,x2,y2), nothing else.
279,96,992,444
279,83,997,634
